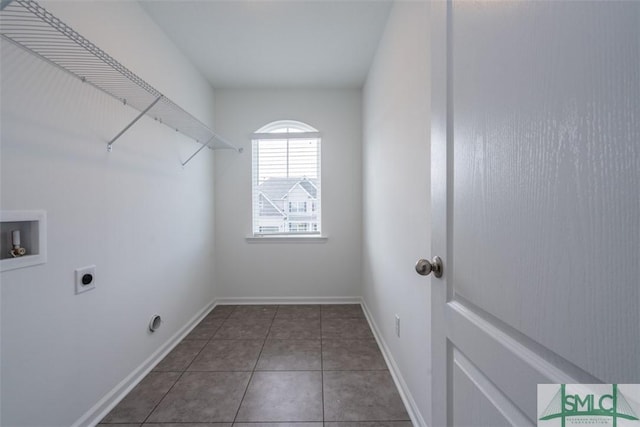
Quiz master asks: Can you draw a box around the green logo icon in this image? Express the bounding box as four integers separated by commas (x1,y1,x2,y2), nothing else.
539,384,639,427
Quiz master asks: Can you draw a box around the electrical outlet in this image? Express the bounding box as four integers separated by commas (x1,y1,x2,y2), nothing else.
395,314,400,337
75,265,96,294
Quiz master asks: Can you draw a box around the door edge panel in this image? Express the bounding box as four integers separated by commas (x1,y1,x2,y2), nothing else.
447,299,598,421
453,347,534,426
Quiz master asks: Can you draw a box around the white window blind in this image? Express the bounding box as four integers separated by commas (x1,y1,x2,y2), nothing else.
252,121,321,236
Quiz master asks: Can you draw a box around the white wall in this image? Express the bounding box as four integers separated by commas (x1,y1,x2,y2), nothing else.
362,2,431,424
214,89,362,300
0,2,217,426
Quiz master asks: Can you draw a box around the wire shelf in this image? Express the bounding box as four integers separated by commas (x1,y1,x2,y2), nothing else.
0,0,237,165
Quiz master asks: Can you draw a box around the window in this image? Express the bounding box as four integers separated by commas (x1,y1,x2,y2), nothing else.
288,201,307,213
252,120,321,236
288,223,309,232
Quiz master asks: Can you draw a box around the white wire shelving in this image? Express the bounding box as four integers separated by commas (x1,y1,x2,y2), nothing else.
0,0,239,166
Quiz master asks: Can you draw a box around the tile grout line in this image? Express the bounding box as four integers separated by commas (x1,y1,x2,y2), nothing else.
182,307,233,371
137,306,236,425
231,307,277,423
107,305,392,425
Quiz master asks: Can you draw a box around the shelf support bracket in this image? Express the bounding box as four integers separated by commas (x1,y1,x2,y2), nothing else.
181,137,213,167
107,95,163,152
0,0,13,11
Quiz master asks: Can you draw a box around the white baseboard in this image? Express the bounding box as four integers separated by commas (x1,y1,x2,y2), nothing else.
361,298,427,427
215,296,362,305
74,298,217,427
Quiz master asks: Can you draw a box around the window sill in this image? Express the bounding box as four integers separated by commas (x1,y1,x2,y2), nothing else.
246,235,328,243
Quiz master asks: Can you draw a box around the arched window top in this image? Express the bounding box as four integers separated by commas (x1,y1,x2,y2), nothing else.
254,120,318,134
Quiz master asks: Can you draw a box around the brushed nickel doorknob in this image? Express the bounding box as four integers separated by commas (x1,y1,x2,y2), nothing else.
415,256,443,278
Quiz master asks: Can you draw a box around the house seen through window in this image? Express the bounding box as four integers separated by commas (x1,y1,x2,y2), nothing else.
252,120,321,236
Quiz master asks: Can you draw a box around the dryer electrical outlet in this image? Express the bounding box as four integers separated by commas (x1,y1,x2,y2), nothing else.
75,265,96,294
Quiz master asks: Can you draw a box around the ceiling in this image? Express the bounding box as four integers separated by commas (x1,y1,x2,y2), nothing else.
140,0,393,89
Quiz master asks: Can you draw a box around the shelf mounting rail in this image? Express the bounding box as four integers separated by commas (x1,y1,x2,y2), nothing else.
0,0,239,165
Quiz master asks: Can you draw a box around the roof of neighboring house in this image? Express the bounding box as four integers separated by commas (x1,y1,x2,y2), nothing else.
298,179,318,198
258,193,285,217
258,177,319,202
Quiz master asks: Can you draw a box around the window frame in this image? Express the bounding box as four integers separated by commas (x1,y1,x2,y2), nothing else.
250,120,323,239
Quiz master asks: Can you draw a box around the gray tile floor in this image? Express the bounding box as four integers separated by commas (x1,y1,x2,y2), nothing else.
99,304,412,426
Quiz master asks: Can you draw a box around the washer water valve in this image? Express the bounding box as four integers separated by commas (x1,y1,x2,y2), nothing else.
9,230,26,257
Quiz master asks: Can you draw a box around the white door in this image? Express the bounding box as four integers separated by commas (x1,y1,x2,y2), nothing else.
426,1,640,426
